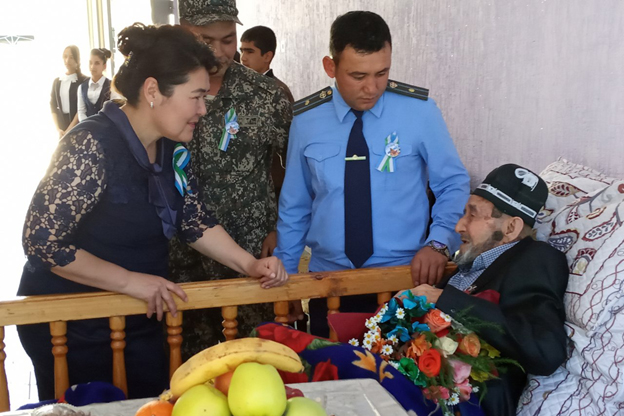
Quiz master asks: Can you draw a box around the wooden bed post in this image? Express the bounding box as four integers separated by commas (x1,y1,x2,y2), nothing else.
274,301,289,325
327,297,340,341
0,326,9,412
109,316,128,397
50,321,69,399
377,292,392,306
166,312,183,377
222,306,238,341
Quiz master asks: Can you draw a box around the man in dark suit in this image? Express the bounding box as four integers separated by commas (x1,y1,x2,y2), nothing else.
240,25,294,103
404,164,570,416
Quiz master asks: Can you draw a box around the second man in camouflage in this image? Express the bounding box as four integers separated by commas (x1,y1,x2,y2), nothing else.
170,0,293,359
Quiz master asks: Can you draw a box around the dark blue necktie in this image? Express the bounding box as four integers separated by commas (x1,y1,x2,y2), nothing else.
344,109,373,268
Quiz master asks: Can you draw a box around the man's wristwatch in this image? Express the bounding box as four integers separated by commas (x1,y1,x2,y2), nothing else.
428,240,450,259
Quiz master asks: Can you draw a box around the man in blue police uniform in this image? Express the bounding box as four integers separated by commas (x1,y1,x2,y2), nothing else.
274,11,470,336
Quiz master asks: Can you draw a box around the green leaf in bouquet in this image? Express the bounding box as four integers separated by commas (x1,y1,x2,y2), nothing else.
436,357,456,388
453,306,505,334
398,357,428,387
492,357,525,373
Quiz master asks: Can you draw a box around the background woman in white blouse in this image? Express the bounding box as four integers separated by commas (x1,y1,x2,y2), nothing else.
50,45,88,138
77,48,123,122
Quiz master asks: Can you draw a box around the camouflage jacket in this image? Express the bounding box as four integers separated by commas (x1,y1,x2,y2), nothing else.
170,62,292,283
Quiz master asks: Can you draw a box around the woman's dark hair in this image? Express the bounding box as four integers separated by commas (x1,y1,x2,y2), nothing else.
113,23,219,106
329,11,392,63
90,47,112,64
65,45,84,78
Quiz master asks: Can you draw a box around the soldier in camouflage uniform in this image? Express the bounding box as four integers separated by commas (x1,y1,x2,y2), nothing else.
170,0,293,359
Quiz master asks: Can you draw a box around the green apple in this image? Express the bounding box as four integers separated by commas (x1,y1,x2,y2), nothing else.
172,384,231,416
284,397,328,416
228,362,287,416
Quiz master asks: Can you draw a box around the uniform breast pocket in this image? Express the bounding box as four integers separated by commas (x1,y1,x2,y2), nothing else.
370,142,418,191
304,143,343,191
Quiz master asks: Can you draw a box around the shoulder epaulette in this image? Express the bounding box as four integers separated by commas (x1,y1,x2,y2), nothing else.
293,87,333,116
386,80,429,101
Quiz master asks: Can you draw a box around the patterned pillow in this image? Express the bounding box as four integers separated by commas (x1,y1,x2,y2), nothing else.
536,158,616,241
543,181,624,330
517,161,624,415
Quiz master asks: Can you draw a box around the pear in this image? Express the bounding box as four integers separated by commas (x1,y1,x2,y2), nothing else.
172,384,231,416
228,362,287,416
284,397,328,416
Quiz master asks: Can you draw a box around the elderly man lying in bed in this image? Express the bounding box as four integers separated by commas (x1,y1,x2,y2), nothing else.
402,163,569,416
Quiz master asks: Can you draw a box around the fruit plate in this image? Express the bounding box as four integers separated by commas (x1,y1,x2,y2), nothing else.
0,379,408,416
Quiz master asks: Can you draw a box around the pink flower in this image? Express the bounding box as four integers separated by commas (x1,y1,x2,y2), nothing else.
423,386,451,403
449,359,472,384
456,379,473,401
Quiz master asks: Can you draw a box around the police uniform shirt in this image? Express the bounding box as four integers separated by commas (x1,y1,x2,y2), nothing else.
274,83,470,274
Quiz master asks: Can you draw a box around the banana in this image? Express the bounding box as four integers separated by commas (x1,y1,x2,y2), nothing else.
169,337,304,397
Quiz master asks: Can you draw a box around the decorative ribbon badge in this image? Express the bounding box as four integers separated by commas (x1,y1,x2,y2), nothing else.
376,132,400,173
218,108,240,152
173,144,192,196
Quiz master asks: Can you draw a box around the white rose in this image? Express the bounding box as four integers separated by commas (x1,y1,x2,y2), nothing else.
435,336,459,357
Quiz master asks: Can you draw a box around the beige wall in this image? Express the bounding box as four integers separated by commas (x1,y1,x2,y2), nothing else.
237,0,624,185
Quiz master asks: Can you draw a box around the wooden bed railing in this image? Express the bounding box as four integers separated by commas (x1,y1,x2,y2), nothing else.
0,264,456,411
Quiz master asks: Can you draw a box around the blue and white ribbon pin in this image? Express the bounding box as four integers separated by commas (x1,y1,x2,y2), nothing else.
218,108,240,152
173,143,192,196
376,132,400,173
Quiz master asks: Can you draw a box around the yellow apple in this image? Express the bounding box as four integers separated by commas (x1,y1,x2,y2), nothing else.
284,397,328,416
227,362,287,416
172,384,231,416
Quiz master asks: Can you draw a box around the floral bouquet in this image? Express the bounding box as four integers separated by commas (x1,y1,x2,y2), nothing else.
346,292,521,415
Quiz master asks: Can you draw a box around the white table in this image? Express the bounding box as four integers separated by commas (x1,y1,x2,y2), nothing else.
3,379,408,416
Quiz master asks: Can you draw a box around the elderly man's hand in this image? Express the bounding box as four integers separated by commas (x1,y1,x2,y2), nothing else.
410,246,448,286
397,284,443,304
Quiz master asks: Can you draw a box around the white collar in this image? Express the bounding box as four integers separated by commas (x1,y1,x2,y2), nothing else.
59,73,78,82
89,76,106,87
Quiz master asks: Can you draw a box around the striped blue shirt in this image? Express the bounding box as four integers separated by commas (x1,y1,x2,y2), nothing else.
448,241,519,291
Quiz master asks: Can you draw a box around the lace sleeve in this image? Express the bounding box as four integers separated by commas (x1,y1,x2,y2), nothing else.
178,161,218,244
22,129,106,270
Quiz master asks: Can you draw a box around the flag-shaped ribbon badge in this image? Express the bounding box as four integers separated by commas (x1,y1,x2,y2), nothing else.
376,132,400,173
173,144,192,196
218,107,240,152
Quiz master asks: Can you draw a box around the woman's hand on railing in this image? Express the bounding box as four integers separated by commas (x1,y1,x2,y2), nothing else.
247,256,289,289
123,272,188,320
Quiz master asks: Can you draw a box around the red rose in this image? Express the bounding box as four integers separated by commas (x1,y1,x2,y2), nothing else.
311,359,339,382
418,349,442,377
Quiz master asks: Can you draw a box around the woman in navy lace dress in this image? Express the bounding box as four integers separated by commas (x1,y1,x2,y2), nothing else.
18,23,288,400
